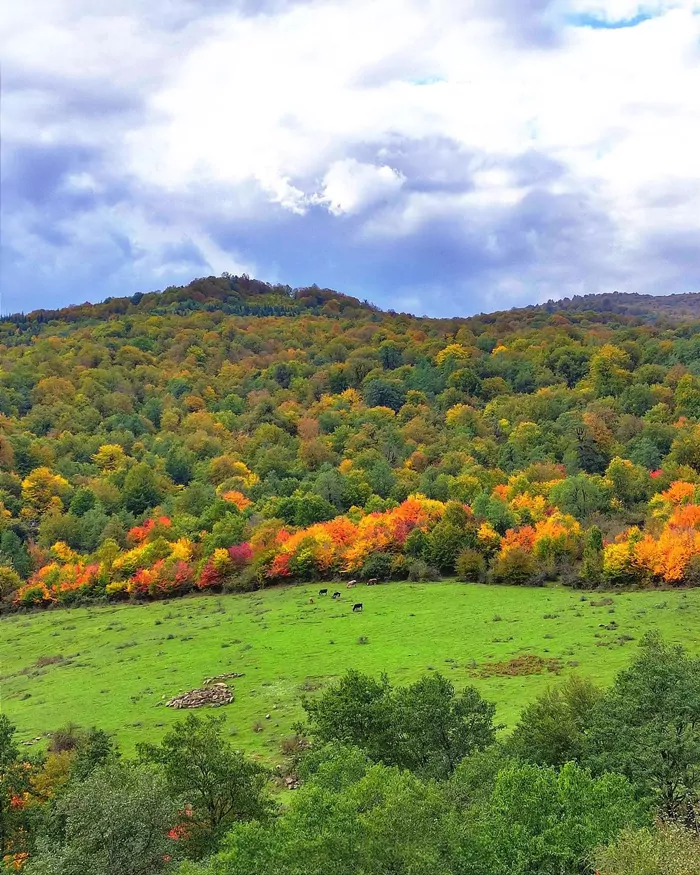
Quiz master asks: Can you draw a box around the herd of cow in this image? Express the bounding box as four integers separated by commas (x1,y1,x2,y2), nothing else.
310,579,380,613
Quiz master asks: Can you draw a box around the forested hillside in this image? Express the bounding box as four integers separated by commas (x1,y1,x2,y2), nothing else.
3,274,700,607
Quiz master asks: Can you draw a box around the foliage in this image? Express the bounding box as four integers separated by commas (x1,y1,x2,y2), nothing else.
303,670,497,779
3,274,700,608
467,761,647,875
25,762,179,875
594,823,700,875
507,675,602,766
137,714,272,857
584,632,700,818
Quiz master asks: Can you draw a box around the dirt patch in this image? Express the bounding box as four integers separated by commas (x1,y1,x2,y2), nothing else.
35,655,65,668
166,683,234,709
473,654,563,678
203,672,244,684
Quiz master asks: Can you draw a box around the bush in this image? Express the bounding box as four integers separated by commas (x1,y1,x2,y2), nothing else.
455,549,486,583
223,565,263,593
360,552,394,581
490,547,537,585
406,560,440,582
0,565,22,598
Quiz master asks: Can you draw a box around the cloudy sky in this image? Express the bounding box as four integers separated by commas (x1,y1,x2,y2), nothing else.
2,0,700,317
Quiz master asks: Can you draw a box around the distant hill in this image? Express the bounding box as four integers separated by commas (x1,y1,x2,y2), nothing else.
1,274,377,327
533,291,700,322
6,276,700,331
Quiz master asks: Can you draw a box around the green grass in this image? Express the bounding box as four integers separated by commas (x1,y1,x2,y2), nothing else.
2,582,700,761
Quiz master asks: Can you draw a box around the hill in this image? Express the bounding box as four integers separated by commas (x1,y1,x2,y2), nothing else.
2,273,700,612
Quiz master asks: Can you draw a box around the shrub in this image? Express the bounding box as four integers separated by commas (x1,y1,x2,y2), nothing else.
223,565,263,593
360,552,394,581
455,549,486,583
406,560,441,582
490,546,537,585
0,565,22,598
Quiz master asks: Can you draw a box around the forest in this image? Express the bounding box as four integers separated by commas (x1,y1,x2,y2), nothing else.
3,274,700,606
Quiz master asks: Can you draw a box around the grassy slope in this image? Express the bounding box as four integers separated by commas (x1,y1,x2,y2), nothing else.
2,582,699,761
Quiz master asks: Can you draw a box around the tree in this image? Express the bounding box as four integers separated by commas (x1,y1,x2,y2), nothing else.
122,463,164,515
470,761,647,875
584,633,700,819
26,762,178,875
137,714,272,857
391,675,498,779
181,750,462,875
21,467,70,516
0,715,32,864
0,530,31,578
594,823,700,875
302,671,395,765
508,675,601,767
303,671,497,779
427,521,468,572
0,564,21,598
362,378,406,412
550,473,610,519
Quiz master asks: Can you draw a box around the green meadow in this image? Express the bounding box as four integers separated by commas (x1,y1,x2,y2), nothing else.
1,582,699,761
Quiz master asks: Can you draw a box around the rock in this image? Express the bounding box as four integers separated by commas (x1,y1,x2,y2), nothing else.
166,683,234,709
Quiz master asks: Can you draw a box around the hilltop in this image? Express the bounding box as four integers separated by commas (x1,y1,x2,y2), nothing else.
6,275,700,331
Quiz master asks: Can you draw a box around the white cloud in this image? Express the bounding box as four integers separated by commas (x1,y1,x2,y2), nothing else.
317,159,405,215
4,0,700,311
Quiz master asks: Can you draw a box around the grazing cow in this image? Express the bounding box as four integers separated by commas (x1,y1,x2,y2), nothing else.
319,588,328,596
346,579,357,588
352,603,363,612
332,591,341,599
367,578,378,586
308,598,314,604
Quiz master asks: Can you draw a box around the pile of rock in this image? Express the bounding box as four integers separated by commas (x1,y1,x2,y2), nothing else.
166,682,234,709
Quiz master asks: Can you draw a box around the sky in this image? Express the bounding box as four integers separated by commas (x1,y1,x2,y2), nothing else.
2,0,700,317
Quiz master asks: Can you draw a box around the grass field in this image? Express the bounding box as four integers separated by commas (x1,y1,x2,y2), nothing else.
2,581,699,761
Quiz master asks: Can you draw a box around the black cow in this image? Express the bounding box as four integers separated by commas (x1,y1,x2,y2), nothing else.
332,591,341,599
319,588,328,596
352,603,363,612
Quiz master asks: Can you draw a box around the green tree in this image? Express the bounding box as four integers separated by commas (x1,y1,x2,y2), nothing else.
362,378,406,412
302,670,395,765
0,715,32,862
550,473,610,519
181,750,462,875
122,463,164,515
470,761,647,875
303,671,497,779
26,762,178,875
594,823,700,875
138,714,272,857
508,675,601,767
391,674,498,779
584,633,700,819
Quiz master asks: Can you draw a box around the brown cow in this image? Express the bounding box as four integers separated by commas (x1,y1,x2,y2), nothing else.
367,578,378,586
346,579,357,588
